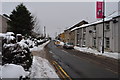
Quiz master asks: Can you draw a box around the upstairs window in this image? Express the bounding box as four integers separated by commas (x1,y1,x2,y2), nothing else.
83,28,86,33
105,22,110,30
93,25,96,30
93,38,96,48
106,37,110,48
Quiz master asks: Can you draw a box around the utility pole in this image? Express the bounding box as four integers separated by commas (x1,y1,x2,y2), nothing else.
54,32,57,40
102,0,105,53
44,26,46,38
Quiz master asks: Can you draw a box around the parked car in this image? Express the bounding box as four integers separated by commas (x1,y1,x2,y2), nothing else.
63,42,74,49
55,40,61,46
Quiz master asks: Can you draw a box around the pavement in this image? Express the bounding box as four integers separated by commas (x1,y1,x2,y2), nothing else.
46,41,119,79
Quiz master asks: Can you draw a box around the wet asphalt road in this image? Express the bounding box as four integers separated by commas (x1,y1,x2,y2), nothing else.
47,41,118,78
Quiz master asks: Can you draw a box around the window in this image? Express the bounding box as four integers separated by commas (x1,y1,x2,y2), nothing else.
105,22,110,30
93,38,96,48
83,34,85,40
106,37,110,48
77,30,79,34
83,28,86,34
94,25,96,30
83,40,86,46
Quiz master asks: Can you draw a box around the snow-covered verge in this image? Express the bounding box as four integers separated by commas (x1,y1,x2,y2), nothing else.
30,40,59,78
74,46,119,59
30,56,59,78
0,64,29,78
30,40,50,51
1,32,53,78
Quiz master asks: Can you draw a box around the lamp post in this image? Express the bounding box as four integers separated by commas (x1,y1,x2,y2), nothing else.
44,26,46,38
102,0,105,53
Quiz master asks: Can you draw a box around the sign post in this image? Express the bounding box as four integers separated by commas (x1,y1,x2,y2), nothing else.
96,1,104,18
96,1,105,53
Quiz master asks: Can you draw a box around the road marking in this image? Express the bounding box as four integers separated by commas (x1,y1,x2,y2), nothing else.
53,61,72,80
49,51,54,54
52,61,66,78
62,50,68,54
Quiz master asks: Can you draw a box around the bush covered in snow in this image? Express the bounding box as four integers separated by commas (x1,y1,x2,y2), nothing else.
1,32,50,78
1,32,50,71
2,42,33,71
1,32,33,71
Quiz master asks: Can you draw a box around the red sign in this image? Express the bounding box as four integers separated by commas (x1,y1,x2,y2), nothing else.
96,1,104,18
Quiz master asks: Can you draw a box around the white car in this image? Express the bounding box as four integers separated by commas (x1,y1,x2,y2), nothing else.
63,42,74,49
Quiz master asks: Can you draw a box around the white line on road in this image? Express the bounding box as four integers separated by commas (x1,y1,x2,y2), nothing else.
49,51,54,54
62,50,68,54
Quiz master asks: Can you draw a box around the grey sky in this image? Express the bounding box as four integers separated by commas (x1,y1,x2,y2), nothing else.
2,2,119,37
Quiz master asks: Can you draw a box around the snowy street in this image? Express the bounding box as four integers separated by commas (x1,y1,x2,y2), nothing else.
1,1,120,79
0,32,59,79
46,41,118,78
30,41,59,78
30,56,58,78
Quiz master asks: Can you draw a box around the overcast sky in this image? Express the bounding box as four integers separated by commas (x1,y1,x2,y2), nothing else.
1,1,119,37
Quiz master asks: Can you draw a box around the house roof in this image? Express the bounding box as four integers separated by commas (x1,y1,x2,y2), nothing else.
64,20,88,31
71,11,119,31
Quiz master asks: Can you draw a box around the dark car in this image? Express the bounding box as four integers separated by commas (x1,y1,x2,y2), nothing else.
63,42,74,49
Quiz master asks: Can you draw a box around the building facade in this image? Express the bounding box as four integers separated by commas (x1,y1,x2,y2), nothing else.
63,20,88,44
58,32,65,42
64,29,70,43
71,15,120,53
57,12,119,53
0,15,9,33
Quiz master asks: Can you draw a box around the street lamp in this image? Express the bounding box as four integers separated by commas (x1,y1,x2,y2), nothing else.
102,0,105,53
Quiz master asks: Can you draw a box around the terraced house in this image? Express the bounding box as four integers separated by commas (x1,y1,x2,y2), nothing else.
62,20,88,44
71,11,120,53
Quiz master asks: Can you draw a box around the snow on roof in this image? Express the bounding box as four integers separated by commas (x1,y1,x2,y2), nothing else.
0,14,10,20
107,11,119,18
59,31,64,34
66,20,88,30
71,11,119,31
